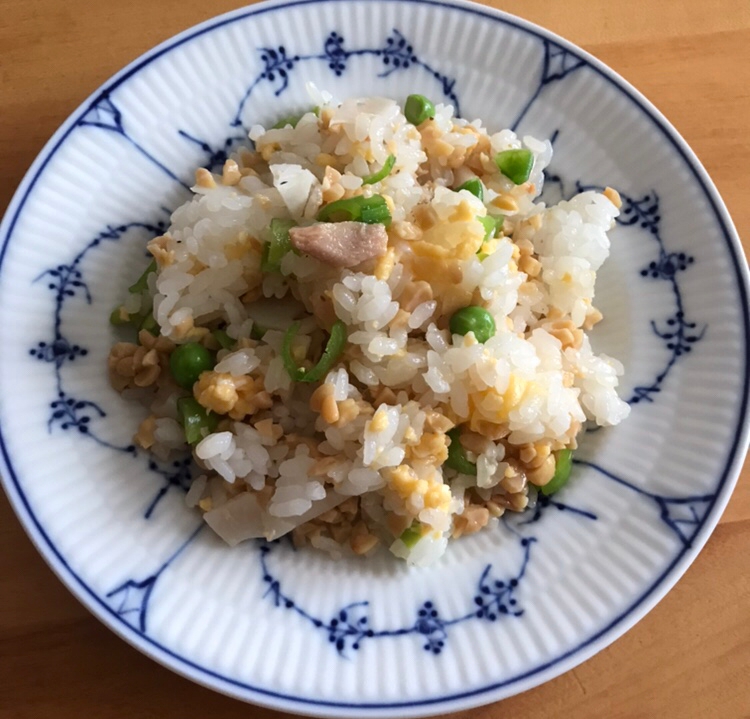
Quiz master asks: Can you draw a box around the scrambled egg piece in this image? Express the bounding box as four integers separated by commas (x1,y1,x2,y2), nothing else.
411,188,486,260
468,373,532,432
408,432,449,464
194,371,272,420
194,372,237,414
417,215,484,260
388,464,452,513
367,406,391,434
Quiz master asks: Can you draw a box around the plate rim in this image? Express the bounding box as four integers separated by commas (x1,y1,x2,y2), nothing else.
0,0,748,715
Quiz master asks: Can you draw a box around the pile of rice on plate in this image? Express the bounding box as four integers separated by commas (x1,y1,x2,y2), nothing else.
108,84,630,566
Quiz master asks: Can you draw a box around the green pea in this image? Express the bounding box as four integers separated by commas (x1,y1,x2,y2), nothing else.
169,342,214,390
404,94,435,125
449,306,496,343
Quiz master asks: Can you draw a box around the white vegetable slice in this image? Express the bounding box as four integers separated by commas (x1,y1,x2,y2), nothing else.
203,490,350,545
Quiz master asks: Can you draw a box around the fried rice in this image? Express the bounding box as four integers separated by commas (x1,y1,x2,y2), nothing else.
108,84,630,566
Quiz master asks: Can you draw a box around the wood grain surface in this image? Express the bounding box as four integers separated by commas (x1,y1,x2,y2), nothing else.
1,1,749,717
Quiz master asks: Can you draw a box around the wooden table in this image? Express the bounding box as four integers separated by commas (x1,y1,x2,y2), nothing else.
1,1,748,717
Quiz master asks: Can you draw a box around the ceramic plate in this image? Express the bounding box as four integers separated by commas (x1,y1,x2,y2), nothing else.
1,0,748,716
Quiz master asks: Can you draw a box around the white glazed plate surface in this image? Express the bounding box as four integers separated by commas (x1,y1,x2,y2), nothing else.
1,1,748,716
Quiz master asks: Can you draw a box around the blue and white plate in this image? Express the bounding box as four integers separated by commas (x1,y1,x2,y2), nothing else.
1,1,747,716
